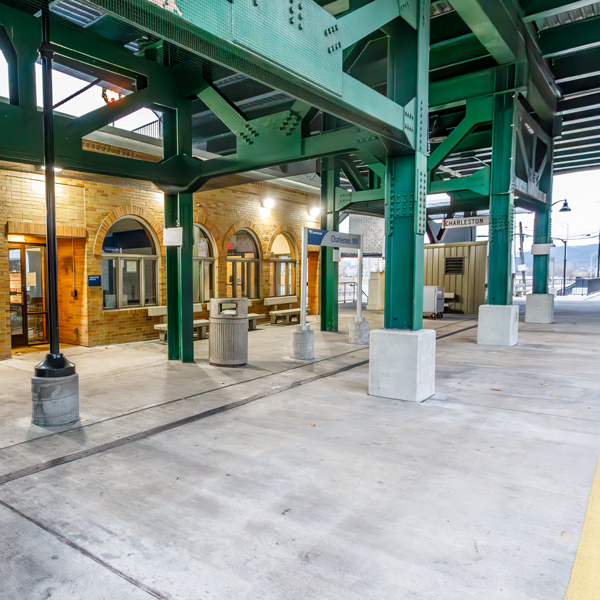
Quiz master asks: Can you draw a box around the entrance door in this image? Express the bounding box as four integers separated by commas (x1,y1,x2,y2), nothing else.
9,244,48,347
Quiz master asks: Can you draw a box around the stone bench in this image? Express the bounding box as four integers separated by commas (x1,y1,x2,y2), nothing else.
269,307,301,325
155,319,209,341
155,314,264,340
264,295,301,325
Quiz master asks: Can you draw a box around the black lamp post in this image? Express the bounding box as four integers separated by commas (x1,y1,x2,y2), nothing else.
35,2,76,378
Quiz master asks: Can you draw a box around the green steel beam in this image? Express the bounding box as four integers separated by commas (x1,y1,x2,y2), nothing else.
334,186,384,211
488,70,517,306
383,3,429,331
320,157,339,332
449,0,519,64
429,165,491,196
522,0,600,22
539,15,600,58
86,0,414,148
428,96,493,172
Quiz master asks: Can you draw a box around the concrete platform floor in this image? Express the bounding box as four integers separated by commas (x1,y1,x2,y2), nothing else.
1,300,599,599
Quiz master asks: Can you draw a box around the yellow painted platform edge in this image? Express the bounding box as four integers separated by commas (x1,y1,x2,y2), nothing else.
565,453,600,600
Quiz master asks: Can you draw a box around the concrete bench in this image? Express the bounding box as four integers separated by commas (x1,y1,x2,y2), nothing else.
247,313,264,331
147,303,205,317
269,307,301,325
154,319,209,341
264,296,300,325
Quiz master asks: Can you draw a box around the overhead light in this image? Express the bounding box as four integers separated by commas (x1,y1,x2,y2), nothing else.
261,197,275,209
309,206,321,218
559,200,571,213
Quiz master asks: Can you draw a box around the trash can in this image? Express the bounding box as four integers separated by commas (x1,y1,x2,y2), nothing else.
209,298,248,367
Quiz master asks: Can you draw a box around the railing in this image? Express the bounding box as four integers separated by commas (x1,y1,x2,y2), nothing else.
132,119,162,139
338,282,368,304
556,277,600,296
339,282,357,303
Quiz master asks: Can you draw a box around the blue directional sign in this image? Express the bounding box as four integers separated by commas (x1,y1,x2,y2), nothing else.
88,275,101,287
307,228,361,248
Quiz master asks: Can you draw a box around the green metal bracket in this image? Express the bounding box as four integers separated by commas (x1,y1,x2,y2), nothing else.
428,96,493,174
429,165,491,196
334,187,385,212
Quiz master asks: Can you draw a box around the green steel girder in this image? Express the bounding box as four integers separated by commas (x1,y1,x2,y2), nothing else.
334,186,385,211
340,158,368,191
428,96,493,172
522,0,600,22
429,165,491,196
551,47,600,83
85,0,418,148
539,15,600,58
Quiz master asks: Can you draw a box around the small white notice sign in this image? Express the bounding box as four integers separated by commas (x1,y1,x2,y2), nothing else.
163,227,183,247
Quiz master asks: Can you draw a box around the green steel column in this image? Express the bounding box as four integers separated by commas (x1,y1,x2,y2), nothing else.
162,102,194,363
383,3,430,330
320,157,339,332
488,81,516,305
177,100,194,363
164,192,181,360
163,110,181,360
533,144,554,295
384,155,426,330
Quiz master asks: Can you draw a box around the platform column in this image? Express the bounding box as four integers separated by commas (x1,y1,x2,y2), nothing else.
526,145,554,323
163,100,194,362
320,157,339,332
369,2,435,403
478,78,519,345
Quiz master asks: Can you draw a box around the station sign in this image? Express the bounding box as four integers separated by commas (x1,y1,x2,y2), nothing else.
88,275,101,287
306,228,361,248
442,216,489,229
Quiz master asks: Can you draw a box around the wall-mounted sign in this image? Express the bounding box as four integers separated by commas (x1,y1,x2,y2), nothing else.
442,216,489,229
306,228,361,248
88,275,101,287
163,227,183,247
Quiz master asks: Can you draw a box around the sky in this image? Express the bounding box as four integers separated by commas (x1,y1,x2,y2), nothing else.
1,53,599,252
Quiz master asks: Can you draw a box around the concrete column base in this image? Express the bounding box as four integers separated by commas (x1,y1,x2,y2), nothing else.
32,373,79,427
291,326,314,360
477,304,519,346
349,318,369,345
369,329,436,403
525,293,554,324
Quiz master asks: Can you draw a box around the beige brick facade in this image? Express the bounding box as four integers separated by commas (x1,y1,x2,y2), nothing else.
0,162,320,359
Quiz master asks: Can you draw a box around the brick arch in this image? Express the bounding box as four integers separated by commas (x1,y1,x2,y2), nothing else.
220,219,266,257
266,225,300,259
93,206,163,256
192,212,223,255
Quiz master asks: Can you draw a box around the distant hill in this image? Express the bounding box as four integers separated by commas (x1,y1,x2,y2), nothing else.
523,243,598,275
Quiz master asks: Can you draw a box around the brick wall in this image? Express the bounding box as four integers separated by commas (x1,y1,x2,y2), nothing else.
0,162,320,358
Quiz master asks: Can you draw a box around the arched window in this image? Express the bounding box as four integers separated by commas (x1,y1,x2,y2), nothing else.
193,224,216,303
270,233,296,297
102,217,159,309
227,229,260,298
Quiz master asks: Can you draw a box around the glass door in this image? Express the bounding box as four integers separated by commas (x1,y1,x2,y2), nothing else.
9,244,48,347
9,247,27,347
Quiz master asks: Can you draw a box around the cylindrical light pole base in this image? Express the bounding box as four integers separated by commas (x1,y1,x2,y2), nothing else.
32,373,80,427
291,326,314,360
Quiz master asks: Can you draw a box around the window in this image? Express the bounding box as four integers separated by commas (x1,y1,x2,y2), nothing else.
102,217,159,309
270,233,296,297
227,229,260,298
445,257,464,275
193,225,215,303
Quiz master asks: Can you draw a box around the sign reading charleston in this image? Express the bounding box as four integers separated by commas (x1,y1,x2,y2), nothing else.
307,229,361,248
442,216,489,229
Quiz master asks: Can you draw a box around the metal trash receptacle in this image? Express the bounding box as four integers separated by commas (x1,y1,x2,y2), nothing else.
209,298,248,367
